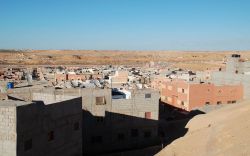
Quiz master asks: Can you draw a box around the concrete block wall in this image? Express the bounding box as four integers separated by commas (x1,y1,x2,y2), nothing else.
212,71,250,99
16,98,82,156
82,88,112,116
0,106,16,156
132,90,159,120
81,88,160,155
32,92,78,104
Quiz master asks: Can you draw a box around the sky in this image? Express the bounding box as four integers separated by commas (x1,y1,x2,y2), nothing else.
0,0,250,51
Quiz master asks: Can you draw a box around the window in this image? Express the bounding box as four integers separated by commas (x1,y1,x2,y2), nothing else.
48,131,54,142
117,133,125,141
227,101,232,104
145,112,151,119
144,131,151,138
205,102,210,105
96,96,106,105
181,101,185,106
232,100,236,103
145,93,151,99
91,136,102,144
182,89,185,93
74,122,80,131
217,101,222,105
24,139,32,151
131,129,138,137
96,117,104,123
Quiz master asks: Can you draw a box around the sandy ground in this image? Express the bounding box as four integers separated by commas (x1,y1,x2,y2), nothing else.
1,50,250,71
156,100,250,156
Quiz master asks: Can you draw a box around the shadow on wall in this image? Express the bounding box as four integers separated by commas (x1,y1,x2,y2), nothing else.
159,100,205,147
82,102,205,156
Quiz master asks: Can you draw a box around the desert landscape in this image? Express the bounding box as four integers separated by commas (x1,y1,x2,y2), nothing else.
1,0,250,156
1,49,250,71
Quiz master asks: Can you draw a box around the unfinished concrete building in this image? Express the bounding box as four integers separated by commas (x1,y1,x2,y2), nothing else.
0,94,82,156
211,54,250,99
82,88,160,155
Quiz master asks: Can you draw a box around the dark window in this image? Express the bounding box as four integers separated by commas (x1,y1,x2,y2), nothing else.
24,139,32,151
217,101,222,105
144,131,151,138
96,117,104,123
74,122,80,131
117,133,125,141
91,136,102,144
131,129,138,137
96,96,106,105
232,100,236,103
48,131,54,141
145,93,151,99
205,102,210,105
182,89,185,93
181,101,185,106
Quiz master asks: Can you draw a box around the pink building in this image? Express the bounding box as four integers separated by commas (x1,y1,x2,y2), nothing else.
161,79,243,111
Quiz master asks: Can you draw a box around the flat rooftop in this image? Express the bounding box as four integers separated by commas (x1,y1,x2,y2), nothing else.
0,100,34,107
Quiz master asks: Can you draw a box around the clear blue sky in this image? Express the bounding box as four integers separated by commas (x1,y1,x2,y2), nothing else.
0,0,250,50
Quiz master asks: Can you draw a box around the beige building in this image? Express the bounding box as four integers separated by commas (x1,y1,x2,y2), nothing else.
2,86,160,155
0,94,82,156
82,88,160,155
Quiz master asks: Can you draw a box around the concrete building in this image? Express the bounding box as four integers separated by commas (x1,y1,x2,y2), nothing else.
81,88,160,155
108,71,128,84
161,79,243,111
0,95,82,156
6,86,160,155
211,54,250,99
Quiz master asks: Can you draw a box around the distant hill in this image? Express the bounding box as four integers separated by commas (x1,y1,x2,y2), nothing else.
1,50,250,71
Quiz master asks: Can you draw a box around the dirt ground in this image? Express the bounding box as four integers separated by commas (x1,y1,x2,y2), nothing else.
1,50,250,71
156,100,250,156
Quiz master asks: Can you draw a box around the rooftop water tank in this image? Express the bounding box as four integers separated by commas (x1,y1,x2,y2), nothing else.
7,82,14,89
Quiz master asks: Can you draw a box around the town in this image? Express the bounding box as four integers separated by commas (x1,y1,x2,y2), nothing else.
0,53,248,156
